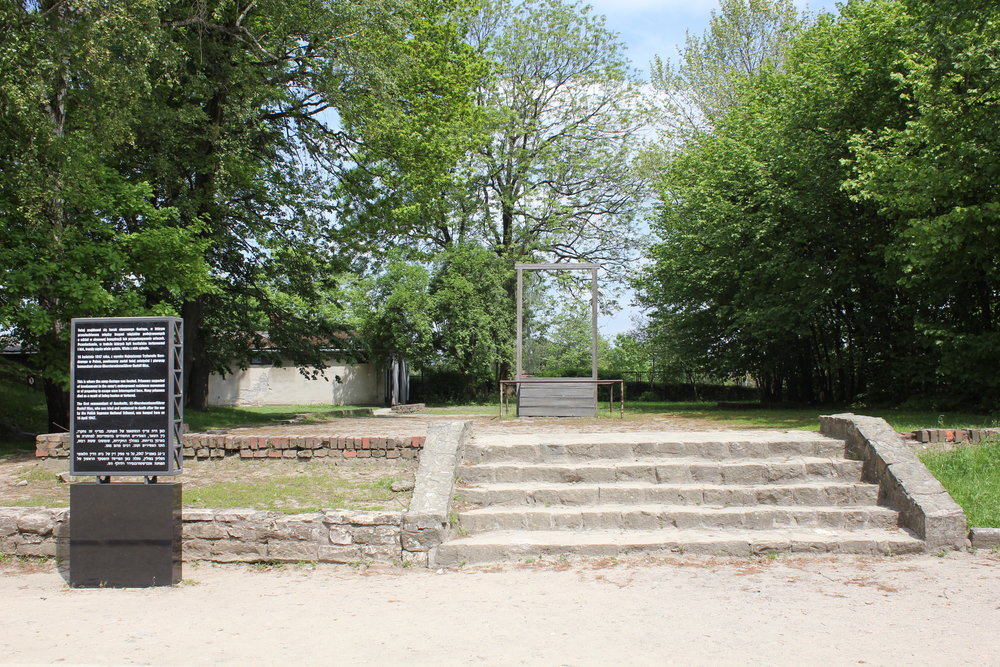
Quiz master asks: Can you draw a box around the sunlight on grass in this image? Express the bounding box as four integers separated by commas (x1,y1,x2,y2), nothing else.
183,404,370,432
183,473,405,513
920,440,1000,528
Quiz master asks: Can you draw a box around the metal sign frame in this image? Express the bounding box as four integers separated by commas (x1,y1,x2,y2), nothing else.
515,263,600,380
70,317,183,476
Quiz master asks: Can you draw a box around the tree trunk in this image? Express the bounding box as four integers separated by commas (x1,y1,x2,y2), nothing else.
182,297,210,411
43,377,70,434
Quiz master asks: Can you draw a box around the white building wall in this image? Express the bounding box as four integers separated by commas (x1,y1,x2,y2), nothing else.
207,361,382,407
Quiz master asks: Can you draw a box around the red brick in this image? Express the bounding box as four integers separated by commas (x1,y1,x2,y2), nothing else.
362,437,370,450
35,450,48,458
343,450,357,458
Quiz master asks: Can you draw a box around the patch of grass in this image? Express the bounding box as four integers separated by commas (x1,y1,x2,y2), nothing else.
183,472,404,513
609,401,996,433
7,496,69,507
183,404,370,432
919,439,1000,528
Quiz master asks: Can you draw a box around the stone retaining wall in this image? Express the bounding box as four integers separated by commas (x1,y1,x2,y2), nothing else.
0,506,406,564
35,432,425,461
821,413,969,550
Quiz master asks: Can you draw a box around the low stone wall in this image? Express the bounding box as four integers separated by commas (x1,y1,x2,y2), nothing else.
182,509,402,563
401,421,472,567
0,507,68,558
910,428,999,444
0,506,405,564
969,528,1000,550
35,432,425,461
820,413,969,550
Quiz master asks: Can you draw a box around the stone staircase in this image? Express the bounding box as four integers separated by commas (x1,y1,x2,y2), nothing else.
434,431,924,566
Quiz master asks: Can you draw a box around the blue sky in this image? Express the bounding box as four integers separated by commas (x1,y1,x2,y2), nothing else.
586,0,844,77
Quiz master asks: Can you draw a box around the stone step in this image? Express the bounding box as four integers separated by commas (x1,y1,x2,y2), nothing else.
463,431,846,464
457,504,900,532
459,458,863,485
433,527,924,566
455,481,881,507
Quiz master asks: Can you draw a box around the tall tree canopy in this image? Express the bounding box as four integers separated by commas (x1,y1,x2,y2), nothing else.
340,0,651,269
0,0,484,425
638,0,1000,408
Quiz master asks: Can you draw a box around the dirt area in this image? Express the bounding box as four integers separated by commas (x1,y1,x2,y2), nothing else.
223,410,731,438
1,551,998,665
0,455,416,511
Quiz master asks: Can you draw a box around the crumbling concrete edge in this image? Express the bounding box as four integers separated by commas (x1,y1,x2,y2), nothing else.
969,527,1000,550
400,420,471,566
820,413,969,550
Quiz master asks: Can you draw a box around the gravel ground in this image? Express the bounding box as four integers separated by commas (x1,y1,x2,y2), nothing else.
1,551,998,666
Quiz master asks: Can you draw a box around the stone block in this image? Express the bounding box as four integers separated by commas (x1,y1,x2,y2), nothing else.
182,522,229,540
263,517,321,542
328,527,354,545
324,510,401,526
970,527,1000,549
190,538,266,562
267,540,319,561
0,511,19,537
15,536,57,558
17,512,54,536
317,544,368,563
352,525,401,546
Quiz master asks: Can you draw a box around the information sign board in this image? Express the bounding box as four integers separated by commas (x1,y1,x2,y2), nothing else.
70,317,183,476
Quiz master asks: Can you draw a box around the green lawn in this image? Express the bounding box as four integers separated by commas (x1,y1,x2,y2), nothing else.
613,401,997,433
183,473,405,513
919,440,1000,528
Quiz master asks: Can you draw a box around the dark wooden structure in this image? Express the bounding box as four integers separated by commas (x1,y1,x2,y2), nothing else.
501,378,624,418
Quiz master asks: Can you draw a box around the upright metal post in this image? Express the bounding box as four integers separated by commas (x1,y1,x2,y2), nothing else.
516,267,524,379
590,267,598,380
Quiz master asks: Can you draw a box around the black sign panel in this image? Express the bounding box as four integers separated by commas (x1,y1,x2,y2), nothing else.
71,317,183,476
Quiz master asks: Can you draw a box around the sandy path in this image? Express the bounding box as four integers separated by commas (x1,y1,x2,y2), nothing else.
2,552,998,666
226,412,730,438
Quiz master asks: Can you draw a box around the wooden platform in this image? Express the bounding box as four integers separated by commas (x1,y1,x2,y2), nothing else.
518,381,597,417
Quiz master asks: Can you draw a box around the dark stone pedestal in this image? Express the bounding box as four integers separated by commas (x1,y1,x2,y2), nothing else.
70,483,182,588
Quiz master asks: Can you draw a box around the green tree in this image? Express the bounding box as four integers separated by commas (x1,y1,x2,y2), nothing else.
650,0,805,136
348,258,436,371
0,1,211,430
430,244,515,391
340,0,651,270
847,0,1000,405
638,0,920,403
120,0,480,409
